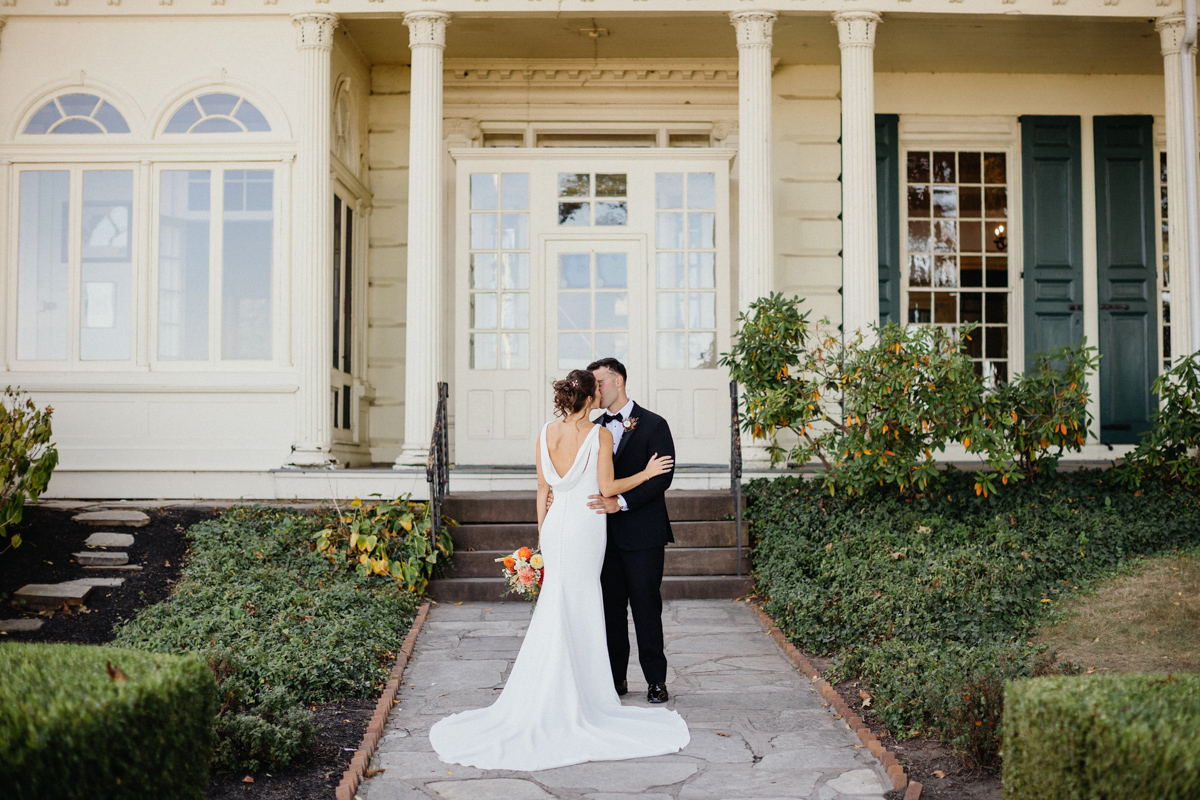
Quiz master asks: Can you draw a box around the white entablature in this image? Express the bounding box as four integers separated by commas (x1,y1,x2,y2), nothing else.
0,0,1178,18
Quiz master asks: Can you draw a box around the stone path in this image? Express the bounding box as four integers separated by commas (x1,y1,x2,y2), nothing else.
358,600,891,800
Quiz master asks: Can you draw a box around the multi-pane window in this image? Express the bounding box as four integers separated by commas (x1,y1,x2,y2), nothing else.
557,173,628,227
164,94,271,134
655,172,717,369
157,168,275,362
469,173,530,370
905,151,1010,384
556,251,629,370
1159,152,1172,370
17,169,134,362
332,195,356,431
25,94,131,135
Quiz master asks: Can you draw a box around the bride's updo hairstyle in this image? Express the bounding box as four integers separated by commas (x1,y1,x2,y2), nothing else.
552,369,597,418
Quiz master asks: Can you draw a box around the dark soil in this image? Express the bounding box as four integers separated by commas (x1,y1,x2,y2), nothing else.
802,654,1003,800
0,503,378,800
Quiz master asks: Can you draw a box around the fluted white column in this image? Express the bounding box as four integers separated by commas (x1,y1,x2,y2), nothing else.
395,11,450,467
731,11,776,314
1158,14,1195,362
835,11,882,341
289,13,338,467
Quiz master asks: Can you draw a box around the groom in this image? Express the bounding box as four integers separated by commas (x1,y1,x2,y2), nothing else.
585,357,675,704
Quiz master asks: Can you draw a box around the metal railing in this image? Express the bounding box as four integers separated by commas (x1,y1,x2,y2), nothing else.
426,381,449,558
730,379,743,578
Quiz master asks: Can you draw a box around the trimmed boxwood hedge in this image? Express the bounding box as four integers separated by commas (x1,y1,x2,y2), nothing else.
1004,673,1200,799
0,642,218,800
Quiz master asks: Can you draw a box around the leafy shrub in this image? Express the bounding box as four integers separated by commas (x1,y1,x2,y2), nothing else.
747,470,1200,768
207,648,318,773
720,293,1097,495
0,387,58,553
114,507,421,771
315,494,453,594
0,642,218,800
1120,352,1200,488
1003,673,1200,799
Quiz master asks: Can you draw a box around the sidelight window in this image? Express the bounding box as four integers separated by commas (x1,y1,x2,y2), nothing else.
469,173,531,370
654,172,718,369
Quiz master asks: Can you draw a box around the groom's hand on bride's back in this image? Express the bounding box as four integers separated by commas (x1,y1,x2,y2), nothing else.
587,495,620,514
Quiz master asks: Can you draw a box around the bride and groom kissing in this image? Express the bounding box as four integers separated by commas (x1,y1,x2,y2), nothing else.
430,357,691,771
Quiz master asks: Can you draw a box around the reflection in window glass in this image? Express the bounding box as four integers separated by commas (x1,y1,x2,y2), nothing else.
557,173,626,227
1160,152,1172,370
655,172,718,369
165,94,271,133
24,94,131,135
17,171,71,360
222,170,273,360
468,173,531,370
905,149,1009,384
159,171,211,360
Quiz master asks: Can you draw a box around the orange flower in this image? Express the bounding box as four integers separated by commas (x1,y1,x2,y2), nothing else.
503,556,516,570
517,546,533,561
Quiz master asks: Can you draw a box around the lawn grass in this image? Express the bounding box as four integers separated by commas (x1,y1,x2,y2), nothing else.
1033,548,1200,674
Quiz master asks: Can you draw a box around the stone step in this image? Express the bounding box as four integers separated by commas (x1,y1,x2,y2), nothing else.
83,532,136,549
444,490,737,524
14,582,93,607
67,577,125,588
83,564,143,572
74,551,129,567
451,520,749,551
72,509,150,528
427,575,754,603
442,547,750,579
0,618,45,633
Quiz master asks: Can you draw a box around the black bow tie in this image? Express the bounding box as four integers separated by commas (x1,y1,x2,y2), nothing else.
599,412,624,426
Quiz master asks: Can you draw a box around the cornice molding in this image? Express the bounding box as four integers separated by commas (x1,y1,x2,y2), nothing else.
444,58,740,86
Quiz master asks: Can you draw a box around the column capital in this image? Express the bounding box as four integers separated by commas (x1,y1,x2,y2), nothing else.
1156,14,1187,56
405,11,451,50
730,11,777,49
292,12,338,51
833,10,882,49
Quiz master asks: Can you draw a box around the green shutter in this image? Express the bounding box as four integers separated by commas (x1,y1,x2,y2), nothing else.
876,114,901,325
1094,115,1158,443
1021,116,1085,360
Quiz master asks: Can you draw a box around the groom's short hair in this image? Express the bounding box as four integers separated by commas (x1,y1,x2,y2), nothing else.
587,357,627,384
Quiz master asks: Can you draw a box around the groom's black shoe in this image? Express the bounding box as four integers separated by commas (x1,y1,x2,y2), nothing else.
615,680,628,697
647,683,669,703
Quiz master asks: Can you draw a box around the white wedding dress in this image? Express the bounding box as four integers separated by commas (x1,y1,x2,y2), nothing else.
429,423,690,771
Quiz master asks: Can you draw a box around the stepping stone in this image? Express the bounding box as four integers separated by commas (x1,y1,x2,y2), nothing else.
83,564,142,572
74,551,129,567
0,618,45,633
14,582,92,607
67,577,125,588
72,510,149,528
84,532,135,549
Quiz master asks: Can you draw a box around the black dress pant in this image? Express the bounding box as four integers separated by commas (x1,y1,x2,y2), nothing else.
600,542,667,686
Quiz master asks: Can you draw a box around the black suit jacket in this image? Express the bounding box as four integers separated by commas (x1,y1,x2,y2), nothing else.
598,403,675,551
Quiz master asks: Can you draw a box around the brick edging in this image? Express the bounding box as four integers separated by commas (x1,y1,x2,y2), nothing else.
336,599,432,800
749,601,922,800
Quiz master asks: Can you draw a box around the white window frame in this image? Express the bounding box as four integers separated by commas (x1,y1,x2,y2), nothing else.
330,177,370,446
897,116,1026,379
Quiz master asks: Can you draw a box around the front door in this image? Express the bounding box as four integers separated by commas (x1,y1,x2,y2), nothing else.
453,151,733,466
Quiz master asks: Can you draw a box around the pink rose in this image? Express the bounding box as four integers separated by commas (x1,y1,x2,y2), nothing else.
517,566,535,586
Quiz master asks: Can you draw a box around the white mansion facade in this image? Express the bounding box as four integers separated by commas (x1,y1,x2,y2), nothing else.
0,0,1194,498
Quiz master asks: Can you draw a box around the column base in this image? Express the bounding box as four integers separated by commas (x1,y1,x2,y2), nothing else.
286,447,338,469
392,444,430,469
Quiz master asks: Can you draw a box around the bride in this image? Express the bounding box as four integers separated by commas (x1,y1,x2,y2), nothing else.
429,369,691,771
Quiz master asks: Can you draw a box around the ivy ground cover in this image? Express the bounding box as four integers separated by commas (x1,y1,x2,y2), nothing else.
747,470,1200,768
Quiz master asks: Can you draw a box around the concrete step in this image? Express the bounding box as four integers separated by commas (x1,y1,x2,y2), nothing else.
83,564,143,572
427,575,754,603
442,547,750,579
84,532,136,549
0,618,45,633
72,509,150,527
14,582,93,608
452,520,749,551
74,551,129,567
444,490,737,524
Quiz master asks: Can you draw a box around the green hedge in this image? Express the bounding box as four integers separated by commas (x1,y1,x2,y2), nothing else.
0,642,217,800
1004,673,1200,799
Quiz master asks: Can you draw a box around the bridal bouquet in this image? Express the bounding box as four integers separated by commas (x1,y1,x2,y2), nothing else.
496,546,543,609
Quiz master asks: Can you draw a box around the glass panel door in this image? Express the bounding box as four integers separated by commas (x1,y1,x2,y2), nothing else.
546,240,642,376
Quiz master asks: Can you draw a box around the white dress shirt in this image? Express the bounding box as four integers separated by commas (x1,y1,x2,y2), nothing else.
603,398,636,511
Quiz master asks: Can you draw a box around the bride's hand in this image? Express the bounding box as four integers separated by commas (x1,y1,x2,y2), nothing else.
641,452,674,480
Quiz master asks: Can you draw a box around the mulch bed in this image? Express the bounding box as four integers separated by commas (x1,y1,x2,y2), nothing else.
804,654,1002,800
0,504,375,800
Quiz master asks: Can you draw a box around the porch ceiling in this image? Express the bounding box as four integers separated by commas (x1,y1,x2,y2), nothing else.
343,12,1163,74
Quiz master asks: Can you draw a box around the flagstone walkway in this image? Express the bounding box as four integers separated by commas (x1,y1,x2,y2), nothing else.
357,599,891,800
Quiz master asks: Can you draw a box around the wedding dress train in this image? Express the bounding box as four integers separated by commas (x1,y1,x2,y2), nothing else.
429,423,690,771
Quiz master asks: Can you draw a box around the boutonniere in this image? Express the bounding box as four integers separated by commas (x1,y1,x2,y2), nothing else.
622,417,639,433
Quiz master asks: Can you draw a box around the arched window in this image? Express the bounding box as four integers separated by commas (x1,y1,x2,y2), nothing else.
25,93,130,134
333,91,354,168
165,93,271,134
